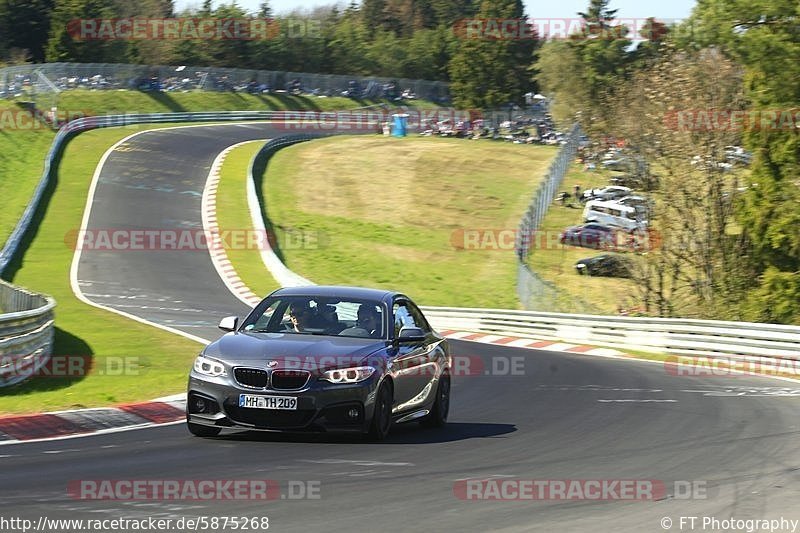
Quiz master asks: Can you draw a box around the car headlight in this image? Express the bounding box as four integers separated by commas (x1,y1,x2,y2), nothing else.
320,366,375,384
193,355,227,377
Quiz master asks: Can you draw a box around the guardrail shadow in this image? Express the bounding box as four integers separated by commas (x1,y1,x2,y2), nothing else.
1,130,69,282
141,91,187,113
267,93,323,111
0,326,93,394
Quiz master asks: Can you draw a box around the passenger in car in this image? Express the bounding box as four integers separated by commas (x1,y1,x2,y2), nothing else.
339,304,382,338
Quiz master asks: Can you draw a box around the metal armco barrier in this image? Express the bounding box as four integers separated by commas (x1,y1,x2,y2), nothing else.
0,279,55,387
421,306,800,360
247,134,322,288
0,110,380,276
0,109,403,387
0,111,321,388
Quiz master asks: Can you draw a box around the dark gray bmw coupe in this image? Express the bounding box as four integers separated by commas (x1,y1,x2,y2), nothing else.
186,286,451,441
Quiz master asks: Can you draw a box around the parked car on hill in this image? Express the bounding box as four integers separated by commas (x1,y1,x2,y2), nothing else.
575,254,632,278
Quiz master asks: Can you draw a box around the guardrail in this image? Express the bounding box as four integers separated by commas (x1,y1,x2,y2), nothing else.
247,134,323,288
421,306,800,360
0,279,55,387
0,111,326,388
0,109,381,276
0,109,400,387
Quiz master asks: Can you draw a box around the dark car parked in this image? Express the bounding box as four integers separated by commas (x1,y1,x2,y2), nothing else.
560,223,617,250
187,286,451,441
575,254,632,278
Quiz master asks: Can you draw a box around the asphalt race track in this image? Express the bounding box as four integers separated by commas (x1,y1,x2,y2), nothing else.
2,124,798,532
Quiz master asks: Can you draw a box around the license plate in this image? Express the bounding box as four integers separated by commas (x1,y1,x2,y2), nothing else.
239,394,297,410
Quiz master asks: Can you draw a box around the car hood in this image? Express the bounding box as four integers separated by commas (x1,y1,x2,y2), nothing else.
202,332,387,371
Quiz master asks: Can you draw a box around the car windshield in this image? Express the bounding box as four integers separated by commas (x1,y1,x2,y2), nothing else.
241,296,387,339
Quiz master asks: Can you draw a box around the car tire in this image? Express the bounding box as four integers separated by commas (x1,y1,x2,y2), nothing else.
367,380,393,442
420,374,450,428
187,420,221,438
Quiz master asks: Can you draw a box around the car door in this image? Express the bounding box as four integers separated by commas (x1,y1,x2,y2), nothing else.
389,299,439,413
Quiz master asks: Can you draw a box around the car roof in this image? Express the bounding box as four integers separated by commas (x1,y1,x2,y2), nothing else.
584,199,637,212
268,285,398,302
582,223,612,230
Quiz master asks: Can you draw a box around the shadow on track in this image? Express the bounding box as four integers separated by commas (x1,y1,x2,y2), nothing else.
205,422,517,445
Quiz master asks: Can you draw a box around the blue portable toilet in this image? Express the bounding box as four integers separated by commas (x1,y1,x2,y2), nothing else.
392,113,408,137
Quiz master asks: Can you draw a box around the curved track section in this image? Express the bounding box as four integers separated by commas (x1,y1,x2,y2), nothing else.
3,124,797,532
73,123,279,341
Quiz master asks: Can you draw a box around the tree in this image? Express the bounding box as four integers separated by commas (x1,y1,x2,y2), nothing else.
531,0,632,132
449,0,536,108
686,0,800,323
611,47,754,319
46,0,130,63
403,25,456,80
0,0,55,62
327,12,373,75
532,40,587,125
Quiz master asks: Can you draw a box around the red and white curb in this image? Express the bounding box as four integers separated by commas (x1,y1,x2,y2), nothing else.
201,141,264,308
439,330,627,357
0,394,186,445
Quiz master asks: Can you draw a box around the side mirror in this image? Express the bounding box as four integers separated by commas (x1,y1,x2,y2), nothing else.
396,327,425,343
218,316,238,332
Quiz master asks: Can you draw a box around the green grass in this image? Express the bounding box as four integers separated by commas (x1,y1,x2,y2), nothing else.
56,89,434,115
215,141,280,298
0,89,433,257
527,163,639,315
0,101,57,248
258,135,558,308
0,124,213,415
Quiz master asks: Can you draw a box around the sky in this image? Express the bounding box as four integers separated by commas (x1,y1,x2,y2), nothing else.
174,0,698,23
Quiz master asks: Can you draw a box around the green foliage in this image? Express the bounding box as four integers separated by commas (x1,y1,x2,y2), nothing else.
46,0,129,62
5,0,523,104
532,0,635,133
742,268,800,324
685,0,800,323
0,0,54,62
449,0,537,108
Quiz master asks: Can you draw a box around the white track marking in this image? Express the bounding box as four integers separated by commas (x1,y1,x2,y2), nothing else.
597,399,678,403
200,140,266,306
70,122,291,346
0,420,186,447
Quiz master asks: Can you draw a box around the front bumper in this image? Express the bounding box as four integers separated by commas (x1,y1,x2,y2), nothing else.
187,371,381,433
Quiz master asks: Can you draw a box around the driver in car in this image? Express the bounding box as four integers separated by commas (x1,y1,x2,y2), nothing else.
288,302,313,332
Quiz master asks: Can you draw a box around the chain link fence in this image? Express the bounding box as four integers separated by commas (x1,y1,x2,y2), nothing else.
0,62,450,104
515,123,598,313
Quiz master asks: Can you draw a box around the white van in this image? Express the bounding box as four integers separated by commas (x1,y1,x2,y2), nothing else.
583,200,646,231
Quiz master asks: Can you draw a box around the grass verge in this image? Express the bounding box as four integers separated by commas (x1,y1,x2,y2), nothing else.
215,141,280,298
0,123,212,415
527,163,639,315
258,135,557,308
0,90,433,253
